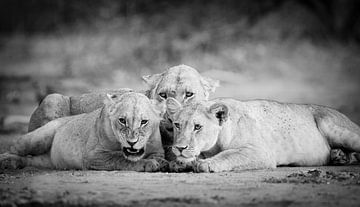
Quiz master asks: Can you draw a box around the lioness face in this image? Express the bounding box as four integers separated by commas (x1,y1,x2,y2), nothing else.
166,98,229,163
142,65,219,150
142,64,219,116
105,92,161,161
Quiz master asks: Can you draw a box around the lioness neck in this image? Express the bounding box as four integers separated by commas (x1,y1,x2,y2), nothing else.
216,118,235,150
96,107,120,149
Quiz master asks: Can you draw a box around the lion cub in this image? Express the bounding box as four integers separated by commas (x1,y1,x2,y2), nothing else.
166,98,360,172
0,92,166,171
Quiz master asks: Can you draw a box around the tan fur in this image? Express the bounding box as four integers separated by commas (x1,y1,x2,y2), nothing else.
142,64,219,160
27,65,219,162
0,92,166,172
166,98,360,173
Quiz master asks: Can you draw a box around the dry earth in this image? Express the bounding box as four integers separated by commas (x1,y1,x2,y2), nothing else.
1,166,360,207
0,134,360,207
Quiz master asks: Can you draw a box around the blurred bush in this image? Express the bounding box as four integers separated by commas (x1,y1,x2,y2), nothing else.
0,0,359,124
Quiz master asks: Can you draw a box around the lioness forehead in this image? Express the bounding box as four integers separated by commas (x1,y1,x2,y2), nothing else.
158,65,204,92
175,103,209,122
112,92,154,116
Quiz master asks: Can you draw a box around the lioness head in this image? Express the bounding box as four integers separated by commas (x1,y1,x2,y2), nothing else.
142,64,220,154
142,64,219,116
104,92,162,161
165,98,229,162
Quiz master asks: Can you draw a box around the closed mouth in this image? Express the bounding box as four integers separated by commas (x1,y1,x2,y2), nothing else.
123,147,145,158
177,155,196,162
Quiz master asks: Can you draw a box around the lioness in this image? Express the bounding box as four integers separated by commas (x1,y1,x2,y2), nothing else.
0,92,166,171
28,64,219,161
166,98,360,172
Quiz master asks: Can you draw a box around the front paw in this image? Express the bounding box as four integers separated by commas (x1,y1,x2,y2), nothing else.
154,157,170,172
143,159,161,172
193,160,213,173
0,153,25,170
169,160,192,172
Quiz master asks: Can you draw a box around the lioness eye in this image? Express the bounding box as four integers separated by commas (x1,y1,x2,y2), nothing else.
159,92,167,99
119,118,126,125
194,124,202,131
141,120,148,125
185,92,194,98
174,123,180,129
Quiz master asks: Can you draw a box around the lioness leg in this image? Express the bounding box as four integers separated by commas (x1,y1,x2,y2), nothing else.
192,146,276,173
314,108,360,165
314,109,360,152
28,93,71,132
87,151,164,172
0,153,53,169
25,154,53,168
11,117,71,156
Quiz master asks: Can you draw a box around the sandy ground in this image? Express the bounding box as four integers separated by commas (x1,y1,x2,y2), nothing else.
0,134,359,207
0,166,360,207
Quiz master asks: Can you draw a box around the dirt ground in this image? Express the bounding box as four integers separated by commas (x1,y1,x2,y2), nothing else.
0,134,359,207
0,166,359,207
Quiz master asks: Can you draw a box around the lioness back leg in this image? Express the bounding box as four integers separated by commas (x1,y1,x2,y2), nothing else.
313,106,360,152
25,154,53,169
0,153,53,169
11,117,71,156
28,93,70,132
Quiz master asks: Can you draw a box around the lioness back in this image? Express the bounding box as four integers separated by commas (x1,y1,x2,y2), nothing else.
50,110,100,169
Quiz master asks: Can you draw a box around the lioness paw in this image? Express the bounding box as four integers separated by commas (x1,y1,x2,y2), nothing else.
169,160,192,172
143,159,161,172
193,160,214,173
330,149,360,165
0,153,25,170
154,157,170,172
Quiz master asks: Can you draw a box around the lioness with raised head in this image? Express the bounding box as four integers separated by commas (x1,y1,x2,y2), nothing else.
0,92,166,171
28,64,219,161
166,98,360,172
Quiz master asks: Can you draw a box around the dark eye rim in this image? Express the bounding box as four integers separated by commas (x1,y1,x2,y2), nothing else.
119,118,126,125
174,122,180,129
194,124,202,131
141,119,149,125
159,92,167,99
185,92,194,97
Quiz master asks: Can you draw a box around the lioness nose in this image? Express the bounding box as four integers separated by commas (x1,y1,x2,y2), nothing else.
127,140,137,147
176,145,188,153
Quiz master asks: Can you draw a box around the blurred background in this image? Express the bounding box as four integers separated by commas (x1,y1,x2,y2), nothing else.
0,0,360,132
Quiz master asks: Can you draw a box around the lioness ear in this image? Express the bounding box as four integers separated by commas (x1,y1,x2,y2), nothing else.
104,93,118,114
201,76,220,97
166,98,182,118
142,73,163,88
104,93,117,104
209,103,228,126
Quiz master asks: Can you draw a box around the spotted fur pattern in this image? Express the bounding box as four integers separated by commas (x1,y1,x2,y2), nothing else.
166,98,360,172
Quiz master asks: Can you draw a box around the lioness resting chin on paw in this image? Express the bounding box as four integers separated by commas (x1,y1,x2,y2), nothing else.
166,98,360,173
28,64,219,162
0,92,167,172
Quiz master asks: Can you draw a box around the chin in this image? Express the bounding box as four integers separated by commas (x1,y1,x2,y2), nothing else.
123,147,146,162
125,155,144,162
177,156,196,163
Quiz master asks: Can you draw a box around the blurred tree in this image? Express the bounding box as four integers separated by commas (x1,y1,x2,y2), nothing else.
0,0,359,42
297,0,360,41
